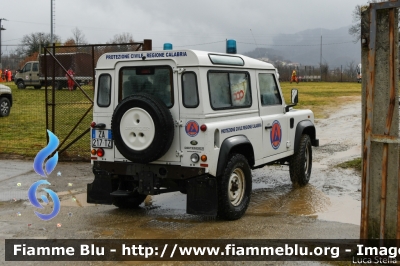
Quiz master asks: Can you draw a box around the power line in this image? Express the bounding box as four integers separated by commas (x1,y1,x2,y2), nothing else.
237,41,353,47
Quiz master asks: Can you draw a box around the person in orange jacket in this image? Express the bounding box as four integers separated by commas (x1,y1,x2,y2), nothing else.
290,69,298,84
66,68,75,91
6,69,12,82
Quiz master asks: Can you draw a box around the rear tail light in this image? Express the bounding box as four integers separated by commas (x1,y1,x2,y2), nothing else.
91,148,105,157
96,148,104,157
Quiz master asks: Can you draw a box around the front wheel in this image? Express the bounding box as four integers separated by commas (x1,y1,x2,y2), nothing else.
16,80,25,89
217,154,252,220
289,134,312,186
0,97,11,117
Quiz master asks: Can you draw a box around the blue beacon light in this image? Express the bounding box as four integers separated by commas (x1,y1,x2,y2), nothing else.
163,43,173,50
226,39,237,54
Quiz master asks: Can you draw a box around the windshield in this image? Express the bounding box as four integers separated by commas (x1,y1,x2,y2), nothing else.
120,66,173,107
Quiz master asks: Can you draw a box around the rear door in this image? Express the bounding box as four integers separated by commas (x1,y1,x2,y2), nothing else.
114,60,181,163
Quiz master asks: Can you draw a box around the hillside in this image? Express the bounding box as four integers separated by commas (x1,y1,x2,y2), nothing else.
243,27,360,68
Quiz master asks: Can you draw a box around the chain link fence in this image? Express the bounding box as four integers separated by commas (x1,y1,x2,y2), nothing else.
0,41,151,160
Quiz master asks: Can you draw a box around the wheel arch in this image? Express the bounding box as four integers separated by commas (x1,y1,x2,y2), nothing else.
216,135,255,177
294,120,317,153
1,94,12,106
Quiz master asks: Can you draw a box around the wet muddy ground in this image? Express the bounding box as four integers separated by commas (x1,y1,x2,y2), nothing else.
0,97,368,265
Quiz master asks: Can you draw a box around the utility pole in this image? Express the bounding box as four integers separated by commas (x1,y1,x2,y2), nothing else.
39,33,44,55
320,35,322,81
0,18,7,70
50,0,55,43
341,65,343,82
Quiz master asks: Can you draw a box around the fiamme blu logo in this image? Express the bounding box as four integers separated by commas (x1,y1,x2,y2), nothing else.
28,130,60,221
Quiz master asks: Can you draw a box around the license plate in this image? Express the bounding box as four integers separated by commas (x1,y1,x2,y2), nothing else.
92,129,113,148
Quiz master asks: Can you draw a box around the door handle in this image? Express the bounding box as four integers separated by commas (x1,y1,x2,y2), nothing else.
265,126,272,130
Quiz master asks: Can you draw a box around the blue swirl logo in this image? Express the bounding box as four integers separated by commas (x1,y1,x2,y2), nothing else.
29,130,61,221
33,130,59,177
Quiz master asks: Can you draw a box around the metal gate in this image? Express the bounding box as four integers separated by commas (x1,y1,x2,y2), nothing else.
44,40,152,159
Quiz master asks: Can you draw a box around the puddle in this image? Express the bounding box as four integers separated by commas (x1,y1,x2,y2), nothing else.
248,185,330,216
316,195,361,225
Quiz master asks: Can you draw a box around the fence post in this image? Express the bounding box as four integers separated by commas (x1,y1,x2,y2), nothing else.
361,1,400,240
143,39,152,51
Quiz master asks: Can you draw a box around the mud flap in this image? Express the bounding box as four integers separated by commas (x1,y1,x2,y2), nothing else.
87,174,113,204
186,175,218,215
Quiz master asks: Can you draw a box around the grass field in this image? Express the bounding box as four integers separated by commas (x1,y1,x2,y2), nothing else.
1,82,93,159
280,81,361,118
0,81,361,159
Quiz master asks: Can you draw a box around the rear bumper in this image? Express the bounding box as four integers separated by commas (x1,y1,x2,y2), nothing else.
87,162,218,215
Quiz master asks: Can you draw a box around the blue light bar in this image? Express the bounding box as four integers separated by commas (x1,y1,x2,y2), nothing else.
163,43,173,50
226,39,237,54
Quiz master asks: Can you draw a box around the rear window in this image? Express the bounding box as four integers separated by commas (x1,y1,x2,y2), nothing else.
120,66,173,107
208,71,251,110
97,74,111,107
182,72,199,108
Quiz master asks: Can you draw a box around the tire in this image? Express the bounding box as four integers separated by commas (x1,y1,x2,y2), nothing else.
55,81,63,90
289,134,312,186
0,97,11,117
111,93,174,163
16,80,25,89
112,193,147,209
217,153,252,220
34,85,42,89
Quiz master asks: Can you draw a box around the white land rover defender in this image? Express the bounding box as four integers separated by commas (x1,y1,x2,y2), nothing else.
88,41,319,220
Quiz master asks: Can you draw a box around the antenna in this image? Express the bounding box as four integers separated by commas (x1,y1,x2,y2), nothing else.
250,29,258,48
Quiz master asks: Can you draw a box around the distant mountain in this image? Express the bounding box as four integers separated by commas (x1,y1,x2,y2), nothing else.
244,27,361,68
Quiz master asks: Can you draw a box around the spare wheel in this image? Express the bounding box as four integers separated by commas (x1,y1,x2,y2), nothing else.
111,93,174,163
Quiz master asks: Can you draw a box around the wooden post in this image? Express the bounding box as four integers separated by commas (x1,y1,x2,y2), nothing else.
361,1,400,240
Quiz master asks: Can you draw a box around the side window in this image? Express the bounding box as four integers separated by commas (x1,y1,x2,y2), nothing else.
208,71,251,109
182,72,199,108
22,63,32,73
97,74,111,107
32,63,39,72
259,73,282,106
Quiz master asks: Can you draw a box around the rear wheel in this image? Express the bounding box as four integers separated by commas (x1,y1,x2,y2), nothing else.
289,134,312,186
112,193,147,209
55,81,63,90
217,154,252,220
34,85,42,89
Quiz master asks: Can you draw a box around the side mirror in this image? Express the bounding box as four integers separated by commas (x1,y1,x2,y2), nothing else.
285,89,298,112
291,89,298,104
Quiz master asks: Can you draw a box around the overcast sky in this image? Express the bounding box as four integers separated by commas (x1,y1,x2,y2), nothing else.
2,0,365,54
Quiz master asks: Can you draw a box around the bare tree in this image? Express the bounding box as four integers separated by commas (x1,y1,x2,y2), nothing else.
71,27,87,45
345,61,357,81
16,32,60,57
108,33,134,44
348,1,392,43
